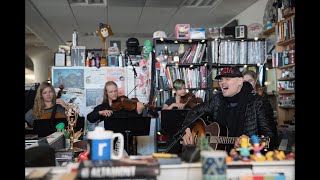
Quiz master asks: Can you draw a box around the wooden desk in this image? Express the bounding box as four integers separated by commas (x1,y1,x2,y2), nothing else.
25,160,295,180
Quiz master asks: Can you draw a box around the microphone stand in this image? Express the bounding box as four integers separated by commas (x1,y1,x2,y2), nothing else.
165,112,204,153
126,54,139,100
126,54,138,78
256,45,275,84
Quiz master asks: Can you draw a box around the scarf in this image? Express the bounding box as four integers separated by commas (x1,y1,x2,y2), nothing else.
217,81,254,137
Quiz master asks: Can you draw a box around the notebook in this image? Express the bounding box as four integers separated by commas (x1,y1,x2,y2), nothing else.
160,109,190,136
33,117,84,137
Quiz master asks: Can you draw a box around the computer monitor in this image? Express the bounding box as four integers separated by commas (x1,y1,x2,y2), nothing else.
33,117,85,137
160,109,189,136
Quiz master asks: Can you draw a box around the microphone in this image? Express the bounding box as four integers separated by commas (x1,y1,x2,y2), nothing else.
268,45,275,55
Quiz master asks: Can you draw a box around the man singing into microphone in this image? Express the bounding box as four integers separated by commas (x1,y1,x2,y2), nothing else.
181,67,278,153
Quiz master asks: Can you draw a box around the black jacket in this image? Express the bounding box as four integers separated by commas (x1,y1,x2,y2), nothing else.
87,103,142,123
184,86,279,150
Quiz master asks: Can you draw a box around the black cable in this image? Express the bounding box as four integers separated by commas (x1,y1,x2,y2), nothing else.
126,54,137,78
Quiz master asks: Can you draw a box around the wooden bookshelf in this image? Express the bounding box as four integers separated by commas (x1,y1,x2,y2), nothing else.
278,63,295,69
278,90,295,94
278,77,295,81
277,38,295,46
261,26,275,36
279,105,295,109
282,7,295,19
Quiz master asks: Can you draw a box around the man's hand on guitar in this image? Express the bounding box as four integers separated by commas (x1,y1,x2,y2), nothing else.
182,128,194,145
234,134,249,148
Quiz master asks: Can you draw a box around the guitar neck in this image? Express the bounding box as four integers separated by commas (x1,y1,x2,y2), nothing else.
206,136,270,148
207,136,238,145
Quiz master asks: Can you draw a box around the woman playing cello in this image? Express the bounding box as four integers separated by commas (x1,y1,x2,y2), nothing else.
25,82,67,128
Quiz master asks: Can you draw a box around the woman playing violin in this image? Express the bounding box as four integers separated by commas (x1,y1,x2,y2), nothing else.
87,81,145,124
162,79,187,110
25,82,67,128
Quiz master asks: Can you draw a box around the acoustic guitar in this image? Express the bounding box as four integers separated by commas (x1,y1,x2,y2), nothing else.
191,119,270,151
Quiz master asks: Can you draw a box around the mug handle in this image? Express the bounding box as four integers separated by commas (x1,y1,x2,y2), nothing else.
112,133,124,160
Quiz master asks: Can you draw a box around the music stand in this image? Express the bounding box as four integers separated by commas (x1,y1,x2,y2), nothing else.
104,117,151,155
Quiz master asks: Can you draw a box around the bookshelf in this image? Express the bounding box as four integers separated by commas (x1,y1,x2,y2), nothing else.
262,1,295,126
152,38,209,107
208,38,264,93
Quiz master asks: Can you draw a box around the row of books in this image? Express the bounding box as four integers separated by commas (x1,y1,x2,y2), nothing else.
77,156,160,179
276,16,295,43
271,51,293,68
161,66,207,90
179,42,207,64
211,40,265,65
76,155,185,179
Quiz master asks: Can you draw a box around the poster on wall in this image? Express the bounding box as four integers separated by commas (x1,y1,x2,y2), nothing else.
106,67,126,96
52,67,84,88
57,88,86,117
86,88,104,107
126,59,151,104
84,67,107,88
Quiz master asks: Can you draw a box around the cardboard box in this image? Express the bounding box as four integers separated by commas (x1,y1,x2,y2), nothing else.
175,24,190,39
190,28,206,39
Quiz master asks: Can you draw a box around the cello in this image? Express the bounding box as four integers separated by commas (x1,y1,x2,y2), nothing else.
40,84,66,119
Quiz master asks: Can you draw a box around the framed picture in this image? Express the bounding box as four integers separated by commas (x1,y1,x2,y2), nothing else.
54,52,66,67
110,40,121,51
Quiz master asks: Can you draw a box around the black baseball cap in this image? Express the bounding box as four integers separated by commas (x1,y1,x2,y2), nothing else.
215,67,243,79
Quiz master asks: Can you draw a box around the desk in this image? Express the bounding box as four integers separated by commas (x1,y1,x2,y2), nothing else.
25,160,295,180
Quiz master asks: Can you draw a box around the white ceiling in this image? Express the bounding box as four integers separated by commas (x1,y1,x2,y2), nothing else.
26,0,258,51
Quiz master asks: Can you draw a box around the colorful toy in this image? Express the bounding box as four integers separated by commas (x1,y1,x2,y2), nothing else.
97,23,113,57
236,137,251,161
141,40,152,60
250,135,266,161
229,148,240,161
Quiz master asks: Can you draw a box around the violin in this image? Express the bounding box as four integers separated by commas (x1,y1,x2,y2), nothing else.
111,95,157,112
180,92,203,109
111,96,139,111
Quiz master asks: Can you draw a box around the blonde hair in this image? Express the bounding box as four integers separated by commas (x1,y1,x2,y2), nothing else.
242,69,262,90
242,69,257,80
32,82,56,118
103,81,118,103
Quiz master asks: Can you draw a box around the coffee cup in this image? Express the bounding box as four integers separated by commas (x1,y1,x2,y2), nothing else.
201,150,227,180
87,126,124,160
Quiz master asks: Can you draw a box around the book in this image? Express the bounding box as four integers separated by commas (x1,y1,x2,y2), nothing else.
156,157,182,165
77,156,160,179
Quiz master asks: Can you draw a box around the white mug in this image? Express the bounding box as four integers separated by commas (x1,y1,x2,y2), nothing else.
87,127,124,160
201,150,227,180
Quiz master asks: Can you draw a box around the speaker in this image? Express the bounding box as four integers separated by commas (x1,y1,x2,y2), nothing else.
235,25,247,39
